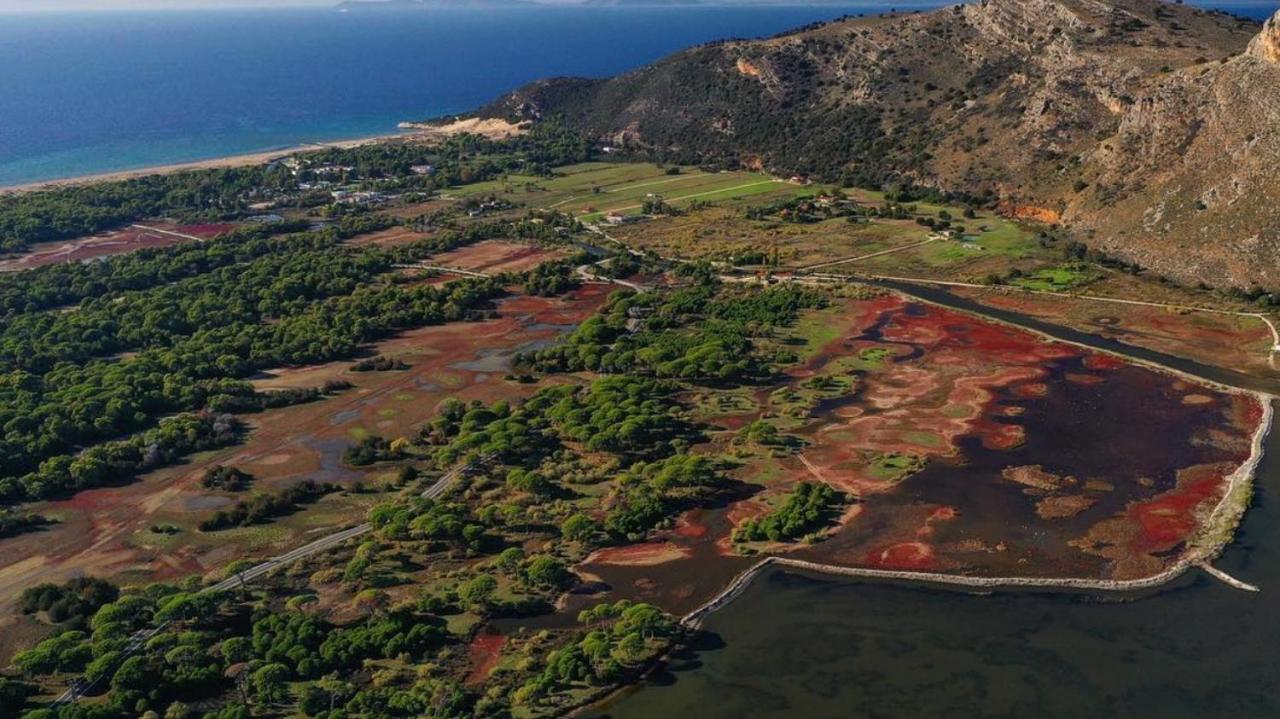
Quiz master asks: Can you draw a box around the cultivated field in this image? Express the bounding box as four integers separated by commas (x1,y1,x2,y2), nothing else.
448,162,800,220
426,239,570,275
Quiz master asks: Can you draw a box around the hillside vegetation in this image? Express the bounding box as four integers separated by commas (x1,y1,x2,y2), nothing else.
480,0,1280,290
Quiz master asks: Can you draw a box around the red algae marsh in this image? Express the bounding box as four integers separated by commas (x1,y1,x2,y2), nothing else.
585,292,1278,719
591,424,1280,719
566,294,1267,622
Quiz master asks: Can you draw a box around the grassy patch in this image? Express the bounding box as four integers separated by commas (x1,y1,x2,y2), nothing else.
866,452,927,483
1009,263,1099,292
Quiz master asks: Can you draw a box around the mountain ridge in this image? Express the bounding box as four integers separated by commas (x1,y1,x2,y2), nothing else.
478,0,1280,289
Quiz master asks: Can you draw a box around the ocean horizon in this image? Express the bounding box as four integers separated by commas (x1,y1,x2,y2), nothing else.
1,2,1276,187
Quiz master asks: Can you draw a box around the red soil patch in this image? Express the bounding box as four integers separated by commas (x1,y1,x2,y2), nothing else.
928,506,958,522
1083,354,1127,371
178,223,236,238
0,221,232,271
672,510,710,539
465,631,507,686
1128,469,1225,553
1012,382,1049,398
587,543,693,566
431,240,569,274
345,226,431,248
1239,394,1265,427
866,541,938,570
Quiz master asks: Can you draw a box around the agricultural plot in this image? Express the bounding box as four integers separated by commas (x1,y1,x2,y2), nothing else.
831,219,1051,279
606,206,932,268
448,162,799,220
343,225,432,248
426,239,570,275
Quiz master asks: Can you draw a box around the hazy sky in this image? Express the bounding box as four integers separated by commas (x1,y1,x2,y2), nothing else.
0,0,336,10
3,0,1275,12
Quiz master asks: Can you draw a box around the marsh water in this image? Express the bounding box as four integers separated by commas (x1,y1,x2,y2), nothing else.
592,420,1280,718
873,279,1280,395
590,291,1280,719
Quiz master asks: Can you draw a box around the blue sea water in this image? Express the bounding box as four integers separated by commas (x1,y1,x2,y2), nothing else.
0,2,1275,187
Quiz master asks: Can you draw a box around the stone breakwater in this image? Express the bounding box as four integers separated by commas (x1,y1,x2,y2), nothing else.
682,395,1274,630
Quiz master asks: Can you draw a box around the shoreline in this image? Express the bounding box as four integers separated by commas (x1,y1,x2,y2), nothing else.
0,131,413,196
0,117,524,196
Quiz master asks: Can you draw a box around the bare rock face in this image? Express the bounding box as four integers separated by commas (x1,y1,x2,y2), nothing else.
1248,10,1280,63
1072,10,1280,288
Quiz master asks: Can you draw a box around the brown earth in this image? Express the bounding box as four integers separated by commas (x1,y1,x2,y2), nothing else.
428,240,570,274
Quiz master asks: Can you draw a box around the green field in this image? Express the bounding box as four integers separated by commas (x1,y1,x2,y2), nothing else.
448,162,801,219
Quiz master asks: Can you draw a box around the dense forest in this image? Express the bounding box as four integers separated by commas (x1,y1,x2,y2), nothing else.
0,120,867,718
2,246,849,718
0,202,588,509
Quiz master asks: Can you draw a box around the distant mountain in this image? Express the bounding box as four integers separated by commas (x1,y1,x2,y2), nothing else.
336,0,536,10
478,0,1280,290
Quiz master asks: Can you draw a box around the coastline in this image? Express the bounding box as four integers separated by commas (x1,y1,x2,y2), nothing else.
671,282,1279,630
0,117,524,197
0,131,412,196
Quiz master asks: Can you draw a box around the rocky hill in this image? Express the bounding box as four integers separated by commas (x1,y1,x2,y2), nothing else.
478,0,1280,289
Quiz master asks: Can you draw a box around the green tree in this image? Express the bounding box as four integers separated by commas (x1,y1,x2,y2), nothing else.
252,663,291,705
561,513,598,543
459,575,498,611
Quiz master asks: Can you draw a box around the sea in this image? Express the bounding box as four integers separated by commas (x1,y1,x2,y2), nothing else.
0,1,1276,187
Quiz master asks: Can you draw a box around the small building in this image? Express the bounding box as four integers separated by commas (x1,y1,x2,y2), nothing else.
245,214,285,225
604,212,642,226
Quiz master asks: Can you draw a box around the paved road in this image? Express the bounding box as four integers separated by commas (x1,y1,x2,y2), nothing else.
130,224,209,244
394,263,492,279
796,236,938,271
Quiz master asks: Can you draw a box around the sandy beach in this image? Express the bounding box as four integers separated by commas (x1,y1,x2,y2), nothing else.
0,133,410,196
0,117,527,197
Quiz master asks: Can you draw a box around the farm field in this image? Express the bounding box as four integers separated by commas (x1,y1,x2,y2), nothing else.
588,180,1052,277
448,162,801,220
818,215,1052,279
605,206,930,268
343,225,431,248
0,221,233,271
0,283,612,664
